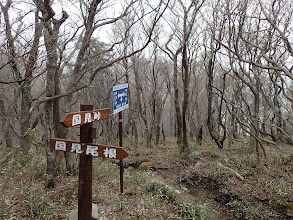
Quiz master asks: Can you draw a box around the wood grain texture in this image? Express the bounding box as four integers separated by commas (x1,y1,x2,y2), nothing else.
59,108,110,127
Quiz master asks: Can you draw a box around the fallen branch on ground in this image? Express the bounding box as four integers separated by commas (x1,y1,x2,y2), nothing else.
217,162,244,181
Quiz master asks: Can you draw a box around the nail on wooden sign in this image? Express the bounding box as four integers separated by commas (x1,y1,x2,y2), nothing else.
50,138,129,160
60,108,110,128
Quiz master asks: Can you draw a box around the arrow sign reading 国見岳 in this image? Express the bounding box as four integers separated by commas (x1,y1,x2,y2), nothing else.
113,84,129,114
59,108,109,128
50,138,129,160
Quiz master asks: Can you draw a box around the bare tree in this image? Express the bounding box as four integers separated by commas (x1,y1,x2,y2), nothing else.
0,0,43,192
203,0,227,149
162,0,205,155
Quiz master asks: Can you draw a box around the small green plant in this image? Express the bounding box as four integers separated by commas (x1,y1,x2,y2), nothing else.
146,181,177,202
188,151,201,162
178,201,208,220
276,179,292,198
34,158,46,180
24,196,58,219
167,147,180,161
191,143,200,150
125,169,151,192
93,188,102,203
227,200,261,220
93,159,117,180
0,198,10,218
146,181,210,219
136,203,148,218
131,170,148,185
119,199,126,211
18,154,32,167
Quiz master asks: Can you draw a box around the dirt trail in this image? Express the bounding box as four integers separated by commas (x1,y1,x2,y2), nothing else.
151,163,291,220
124,143,292,220
155,166,232,220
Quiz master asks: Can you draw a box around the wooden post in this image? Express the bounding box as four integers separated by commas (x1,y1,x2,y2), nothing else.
119,111,124,193
78,104,93,220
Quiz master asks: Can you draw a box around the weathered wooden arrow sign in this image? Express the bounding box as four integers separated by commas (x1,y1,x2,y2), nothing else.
51,105,128,220
50,138,129,160
59,108,109,128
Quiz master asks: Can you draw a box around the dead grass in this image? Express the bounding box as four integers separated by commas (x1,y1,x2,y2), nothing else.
184,137,293,219
0,137,292,219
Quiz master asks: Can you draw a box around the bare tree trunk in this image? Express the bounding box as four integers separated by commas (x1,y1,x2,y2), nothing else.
231,89,240,139
20,83,32,154
249,76,260,156
53,84,73,175
20,9,42,154
272,76,283,141
0,99,12,148
35,0,69,187
180,44,190,155
125,65,138,149
162,123,166,142
206,15,226,149
155,119,161,145
173,56,182,142
127,79,138,149
206,50,225,149
196,125,202,146
134,61,151,148
43,40,57,187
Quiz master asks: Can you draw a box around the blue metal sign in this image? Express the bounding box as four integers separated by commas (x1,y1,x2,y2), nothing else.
113,83,129,114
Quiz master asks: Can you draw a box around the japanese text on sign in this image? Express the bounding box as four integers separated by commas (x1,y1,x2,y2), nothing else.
72,111,101,126
55,141,117,158
50,138,129,160
60,109,109,128
113,84,129,114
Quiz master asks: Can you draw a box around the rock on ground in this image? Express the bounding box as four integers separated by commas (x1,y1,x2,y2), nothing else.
67,203,99,220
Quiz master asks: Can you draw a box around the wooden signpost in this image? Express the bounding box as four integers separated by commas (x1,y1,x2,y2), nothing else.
78,104,93,220
51,105,129,220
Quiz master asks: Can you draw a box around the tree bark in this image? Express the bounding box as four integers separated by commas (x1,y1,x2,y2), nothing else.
180,43,190,155
249,75,260,155
134,62,151,148
35,0,69,187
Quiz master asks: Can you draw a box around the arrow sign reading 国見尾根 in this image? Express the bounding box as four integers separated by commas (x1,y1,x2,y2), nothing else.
50,138,129,160
113,84,129,114
59,108,109,128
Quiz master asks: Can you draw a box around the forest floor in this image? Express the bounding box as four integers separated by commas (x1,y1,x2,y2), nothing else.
0,137,293,219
